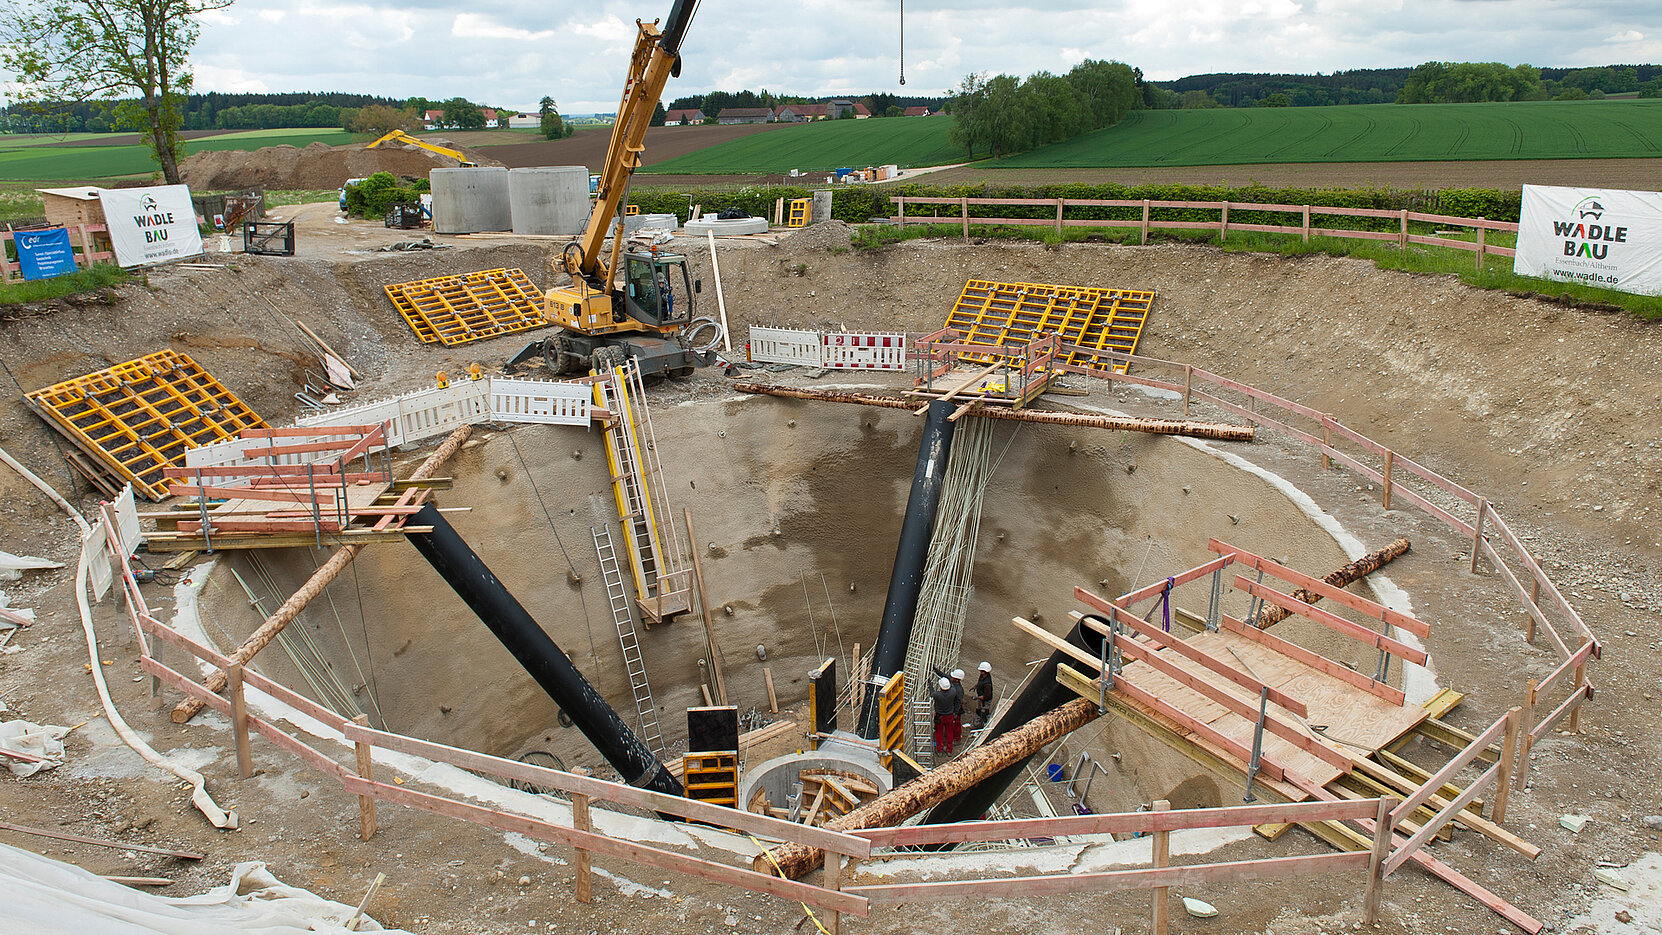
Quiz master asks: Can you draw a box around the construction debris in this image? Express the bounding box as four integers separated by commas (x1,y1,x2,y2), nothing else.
732,383,1254,441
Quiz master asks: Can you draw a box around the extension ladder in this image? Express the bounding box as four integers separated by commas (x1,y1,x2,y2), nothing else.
593,523,664,757
596,361,691,625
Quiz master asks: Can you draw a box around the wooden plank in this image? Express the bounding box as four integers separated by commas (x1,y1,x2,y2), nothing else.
1384,761,1503,875
343,723,868,858
764,668,778,713
1114,555,1232,608
1216,612,1406,706
1211,541,1429,638
1393,713,1511,821
1073,593,1310,716
853,797,1379,847
1233,577,1429,665
846,852,1367,903
1035,616,1348,771
346,777,867,916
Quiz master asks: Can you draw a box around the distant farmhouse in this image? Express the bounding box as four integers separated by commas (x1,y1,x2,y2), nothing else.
721,99,874,125
665,108,706,125
716,107,773,125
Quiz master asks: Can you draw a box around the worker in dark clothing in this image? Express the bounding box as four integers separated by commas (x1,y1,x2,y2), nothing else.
932,677,957,757
933,665,967,749
974,661,994,728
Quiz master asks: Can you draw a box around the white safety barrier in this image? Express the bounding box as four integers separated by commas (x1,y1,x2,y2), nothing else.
184,377,591,470
749,327,909,371
748,326,824,367
822,332,906,370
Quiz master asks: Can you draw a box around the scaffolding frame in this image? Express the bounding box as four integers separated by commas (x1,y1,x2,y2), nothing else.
383,267,548,346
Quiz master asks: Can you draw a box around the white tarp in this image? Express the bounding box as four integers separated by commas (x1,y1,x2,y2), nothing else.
0,842,407,934
1515,184,1662,296
97,185,203,267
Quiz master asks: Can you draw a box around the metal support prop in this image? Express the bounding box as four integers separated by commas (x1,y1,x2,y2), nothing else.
1242,685,1270,803
307,461,322,549
1206,568,1222,632
1245,568,1266,625
194,469,212,552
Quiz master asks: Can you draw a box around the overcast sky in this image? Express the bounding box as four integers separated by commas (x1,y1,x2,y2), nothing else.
190,0,1662,113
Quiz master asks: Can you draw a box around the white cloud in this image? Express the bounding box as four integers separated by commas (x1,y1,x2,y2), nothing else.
182,0,1662,111
190,65,269,94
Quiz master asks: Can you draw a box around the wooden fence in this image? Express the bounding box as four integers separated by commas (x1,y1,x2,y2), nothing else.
892,196,1518,268
90,322,1597,929
1,224,115,283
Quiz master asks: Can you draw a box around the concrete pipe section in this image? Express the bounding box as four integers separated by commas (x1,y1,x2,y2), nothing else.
684,215,769,236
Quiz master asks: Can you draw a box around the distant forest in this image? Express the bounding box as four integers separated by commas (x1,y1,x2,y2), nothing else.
1151,64,1662,108
665,90,951,117
0,91,417,133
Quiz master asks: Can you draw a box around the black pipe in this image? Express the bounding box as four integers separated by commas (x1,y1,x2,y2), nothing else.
922,617,1103,827
405,503,682,797
857,398,960,738
659,0,697,55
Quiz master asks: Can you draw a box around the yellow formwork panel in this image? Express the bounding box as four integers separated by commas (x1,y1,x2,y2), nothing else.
383,267,547,346
24,350,266,500
787,198,811,228
943,279,1155,374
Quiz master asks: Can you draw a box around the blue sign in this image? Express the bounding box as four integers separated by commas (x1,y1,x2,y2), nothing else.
15,228,79,282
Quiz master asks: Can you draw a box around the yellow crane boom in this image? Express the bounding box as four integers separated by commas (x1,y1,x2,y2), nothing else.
366,129,478,167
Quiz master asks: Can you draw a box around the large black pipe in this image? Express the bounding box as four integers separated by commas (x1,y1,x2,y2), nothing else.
923,617,1103,826
659,0,697,55
405,503,682,797
857,398,960,738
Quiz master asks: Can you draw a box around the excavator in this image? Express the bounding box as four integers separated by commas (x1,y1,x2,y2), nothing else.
510,0,722,379
365,129,479,167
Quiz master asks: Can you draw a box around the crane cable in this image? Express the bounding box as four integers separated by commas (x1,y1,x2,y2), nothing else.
898,0,906,85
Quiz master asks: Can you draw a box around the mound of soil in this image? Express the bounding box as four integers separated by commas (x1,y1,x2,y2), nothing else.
781,219,853,251
179,140,501,191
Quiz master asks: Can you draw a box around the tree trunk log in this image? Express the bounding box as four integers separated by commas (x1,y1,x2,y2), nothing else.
756,697,1100,879
170,425,473,723
1253,537,1411,629
731,382,1253,441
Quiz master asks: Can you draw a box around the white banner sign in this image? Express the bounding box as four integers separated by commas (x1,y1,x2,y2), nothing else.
98,184,203,267
1514,184,1662,296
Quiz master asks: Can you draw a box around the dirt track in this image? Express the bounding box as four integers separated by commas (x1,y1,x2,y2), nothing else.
0,212,1659,934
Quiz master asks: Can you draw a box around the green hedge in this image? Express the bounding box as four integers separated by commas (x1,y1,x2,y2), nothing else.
343,172,431,219
628,181,1523,232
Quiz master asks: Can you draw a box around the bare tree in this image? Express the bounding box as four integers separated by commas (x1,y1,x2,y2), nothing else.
2,0,234,184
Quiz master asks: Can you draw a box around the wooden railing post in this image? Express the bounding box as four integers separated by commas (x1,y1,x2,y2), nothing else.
1363,795,1394,922
1055,198,1064,236
1492,707,1521,824
1219,200,1229,241
1568,663,1587,732
1525,578,1540,644
1182,365,1193,417
1320,418,1332,469
1381,450,1394,510
897,197,906,229
353,714,377,841
1399,209,1409,249
1470,497,1488,574
227,663,253,779
1476,220,1486,270
1302,205,1311,242
1514,679,1538,789
1141,199,1151,244
824,850,843,935
573,792,593,903
1151,799,1170,935
961,197,969,242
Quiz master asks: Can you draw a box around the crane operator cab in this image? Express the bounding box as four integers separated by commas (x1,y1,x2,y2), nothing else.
623,251,694,329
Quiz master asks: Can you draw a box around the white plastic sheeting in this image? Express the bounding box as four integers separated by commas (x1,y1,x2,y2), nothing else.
0,842,407,934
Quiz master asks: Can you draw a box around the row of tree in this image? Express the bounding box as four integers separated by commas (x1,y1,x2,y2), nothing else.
666,89,950,120
948,60,1141,158
1155,63,1662,108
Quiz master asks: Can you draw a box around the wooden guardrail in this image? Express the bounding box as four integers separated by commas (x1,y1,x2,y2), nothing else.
1,223,115,283
891,196,1518,268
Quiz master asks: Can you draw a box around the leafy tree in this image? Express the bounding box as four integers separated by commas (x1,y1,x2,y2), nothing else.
1398,62,1540,103
539,96,567,139
350,104,422,136
1065,59,1139,128
1260,91,1292,107
439,97,484,129
651,101,666,126
884,105,904,118
1,0,233,184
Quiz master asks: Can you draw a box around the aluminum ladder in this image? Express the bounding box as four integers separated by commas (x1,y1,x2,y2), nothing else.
593,523,664,757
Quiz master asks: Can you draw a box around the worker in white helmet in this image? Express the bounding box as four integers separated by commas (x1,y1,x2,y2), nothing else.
974,661,994,728
932,665,967,748
932,676,957,757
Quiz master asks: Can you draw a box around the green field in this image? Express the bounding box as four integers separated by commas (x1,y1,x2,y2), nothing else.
0,128,357,181
995,99,1662,167
642,117,960,174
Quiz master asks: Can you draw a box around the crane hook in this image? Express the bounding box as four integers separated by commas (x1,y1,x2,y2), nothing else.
898,0,906,85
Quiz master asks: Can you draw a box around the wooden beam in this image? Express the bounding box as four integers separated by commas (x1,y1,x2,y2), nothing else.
1233,577,1429,665
1217,612,1406,706
0,820,204,859
1210,539,1429,638
683,509,729,706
